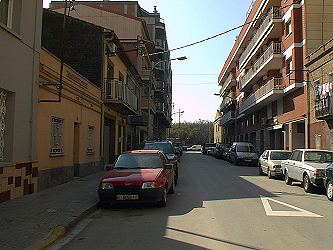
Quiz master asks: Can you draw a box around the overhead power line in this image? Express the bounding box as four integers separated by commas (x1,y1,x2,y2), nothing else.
145,0,302,57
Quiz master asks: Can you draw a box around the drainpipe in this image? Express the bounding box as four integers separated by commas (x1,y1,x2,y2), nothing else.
306,71,311,149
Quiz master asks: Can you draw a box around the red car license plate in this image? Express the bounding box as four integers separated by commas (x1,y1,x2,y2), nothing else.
116,195,139,200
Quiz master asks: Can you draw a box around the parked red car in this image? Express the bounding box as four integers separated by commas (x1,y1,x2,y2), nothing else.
98,150,175,207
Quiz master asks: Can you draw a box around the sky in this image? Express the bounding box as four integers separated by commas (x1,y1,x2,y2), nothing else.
43,0,253,123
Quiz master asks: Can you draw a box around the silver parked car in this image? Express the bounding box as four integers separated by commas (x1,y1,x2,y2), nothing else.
259,150,291,178
230,142,258,166
281,149,333,193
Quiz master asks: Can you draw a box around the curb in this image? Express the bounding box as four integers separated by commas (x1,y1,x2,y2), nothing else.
27,202,99,250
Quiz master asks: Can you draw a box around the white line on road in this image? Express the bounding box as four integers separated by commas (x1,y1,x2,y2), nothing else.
260,196,323,218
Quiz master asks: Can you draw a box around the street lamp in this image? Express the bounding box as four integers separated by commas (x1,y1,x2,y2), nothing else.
147,56,187,140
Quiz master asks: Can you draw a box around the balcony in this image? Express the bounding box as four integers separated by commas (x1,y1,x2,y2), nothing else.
127,115,148,126
219,72,236,96
220,110,235,126
155,39,165,51
103,79,138,115
219,94,236,112
239,7,283,69
239,78,284,114
156,102,172,126
315,96,333,119
239,42,284,91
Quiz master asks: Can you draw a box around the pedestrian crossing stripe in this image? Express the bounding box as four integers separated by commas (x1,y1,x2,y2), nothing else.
260,196,323,218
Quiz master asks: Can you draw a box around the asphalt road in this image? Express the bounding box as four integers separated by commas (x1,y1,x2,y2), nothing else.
49,152,333,250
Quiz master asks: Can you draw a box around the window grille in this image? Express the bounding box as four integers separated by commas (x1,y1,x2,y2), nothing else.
0,91,7,161
50,117,64,155
87,126,94,153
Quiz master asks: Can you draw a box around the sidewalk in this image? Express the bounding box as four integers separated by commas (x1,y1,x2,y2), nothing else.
0,171,105,250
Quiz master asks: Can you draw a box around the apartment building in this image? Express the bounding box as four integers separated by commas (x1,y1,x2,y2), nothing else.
42,9,143,164
0,1,42,203
306,39,333,150
214,110,223,143
38,48,103,190
49,0,172,140
218,0,333,153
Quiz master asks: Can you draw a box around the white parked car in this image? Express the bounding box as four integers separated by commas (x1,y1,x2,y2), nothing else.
187,145,202,151
281,149,333,193
259,150,291,178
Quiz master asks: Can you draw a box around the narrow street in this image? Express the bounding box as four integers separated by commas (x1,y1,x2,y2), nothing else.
49,152,333,250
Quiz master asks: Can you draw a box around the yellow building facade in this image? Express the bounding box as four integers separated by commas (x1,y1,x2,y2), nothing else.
37,49,103,190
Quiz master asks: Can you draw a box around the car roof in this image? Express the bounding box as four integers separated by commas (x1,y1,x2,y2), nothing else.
124,150,162,154
233,142,254,146
293,149,333,153
267,150,291,152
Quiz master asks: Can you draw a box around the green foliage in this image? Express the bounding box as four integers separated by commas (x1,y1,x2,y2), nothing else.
169,119,214,146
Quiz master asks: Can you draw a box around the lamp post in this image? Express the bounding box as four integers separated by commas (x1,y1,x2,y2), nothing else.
147,56,187,140
214,93,238,142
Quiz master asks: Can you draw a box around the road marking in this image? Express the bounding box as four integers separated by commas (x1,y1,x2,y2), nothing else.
260,196,323,218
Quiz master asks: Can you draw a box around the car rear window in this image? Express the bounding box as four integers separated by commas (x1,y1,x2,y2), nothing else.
270,152,291,160
237,145,249,152
115,154,162,169
304,151,333,163
144,143,174,154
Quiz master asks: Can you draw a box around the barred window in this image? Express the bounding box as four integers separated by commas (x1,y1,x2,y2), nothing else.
87,126,94,153
50,117,63,155
0,90,7,161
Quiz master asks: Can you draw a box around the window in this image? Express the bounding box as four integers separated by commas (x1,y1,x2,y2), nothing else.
0,0,12,28
87,126,94,153
285,19,292,36
290,150,300,161
0,0,21,33
50,117,64,155
286,57,292,74
0,90,7,161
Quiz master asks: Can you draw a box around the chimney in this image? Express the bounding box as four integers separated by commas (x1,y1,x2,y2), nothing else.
154,6,158,13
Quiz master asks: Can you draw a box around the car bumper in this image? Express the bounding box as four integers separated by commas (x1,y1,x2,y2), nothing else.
311,177,325,188
98,187,164,204
238,158,258,165
271,169,283,177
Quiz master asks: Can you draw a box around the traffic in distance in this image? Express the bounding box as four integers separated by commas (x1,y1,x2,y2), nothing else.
98,140,333,207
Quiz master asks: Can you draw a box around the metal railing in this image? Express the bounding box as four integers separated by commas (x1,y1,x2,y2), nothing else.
220,72,235,95
104,79,138,111
220,110,235,126
315,95,333,118
239,42,283,90
220,93,236,111
239,7,282,68
239,78,283,113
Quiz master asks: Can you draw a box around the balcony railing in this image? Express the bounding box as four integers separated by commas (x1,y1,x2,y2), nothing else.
155,39,165,50
104,79,138,111
239,78,283,114
315,95,333,119
220,72,235,95
219,94,236,111
239,42,283,90
220,110,235,126
239,6,282,68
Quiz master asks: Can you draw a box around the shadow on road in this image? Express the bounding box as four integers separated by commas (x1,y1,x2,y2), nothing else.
61,152,277,250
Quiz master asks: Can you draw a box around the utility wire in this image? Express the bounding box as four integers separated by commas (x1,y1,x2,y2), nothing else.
144,0,302,57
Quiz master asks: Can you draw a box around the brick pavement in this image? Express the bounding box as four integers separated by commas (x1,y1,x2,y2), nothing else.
0,171,105,250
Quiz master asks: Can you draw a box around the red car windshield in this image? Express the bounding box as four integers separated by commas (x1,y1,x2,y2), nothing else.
114,154,162,169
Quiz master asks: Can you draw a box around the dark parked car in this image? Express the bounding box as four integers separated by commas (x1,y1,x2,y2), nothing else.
202,143,216,155
98,150,175,207
324,163,333,201
143,141,179,184
213,143,231,159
